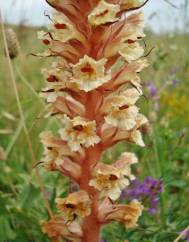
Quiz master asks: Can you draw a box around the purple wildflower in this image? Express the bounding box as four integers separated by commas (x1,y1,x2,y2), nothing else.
146,82,160,111
147,82,158,98
181,229,189,242
121,177,163,215
172,79,178,86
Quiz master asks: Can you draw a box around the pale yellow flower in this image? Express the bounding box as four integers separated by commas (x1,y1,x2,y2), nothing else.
103,12,145,59
129,113,148,147
89,163,129,200
40,131,82,180
50,13,81,42
40,65,73,102
114,152,138,180
118,12,145,43
102,88,142,130
102,88,142,111
88,0,120,26
59,115,100,151
56,191,91,220
70,55,110,92
105,105,139,130
119,42,144,62
120,0,142,10
130,130,143,146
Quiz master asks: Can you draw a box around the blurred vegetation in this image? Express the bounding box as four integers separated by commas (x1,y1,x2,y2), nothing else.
0,23,189,242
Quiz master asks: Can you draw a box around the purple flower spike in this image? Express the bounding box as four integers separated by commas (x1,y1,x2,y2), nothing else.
181,229,189,241
146,82,160,111
147,82,158,97
172,79,178,86
121,177,163,215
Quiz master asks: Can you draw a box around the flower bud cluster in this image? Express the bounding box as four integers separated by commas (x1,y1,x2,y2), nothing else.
39,1,149,241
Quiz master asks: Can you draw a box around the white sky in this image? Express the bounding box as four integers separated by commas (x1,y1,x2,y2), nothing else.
0,0,188,32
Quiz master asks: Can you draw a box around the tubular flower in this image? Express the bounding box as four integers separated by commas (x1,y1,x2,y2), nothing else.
106,200,143,228
40,131,82,180
119,42,144,62
101,88,142,130
88,0,120,26
114,152,138,180
56,191,92,220
89,163,127,200
38,0,150,241
40,65,71,103
59,115,100,151
50,13,80,42
42,216,83,241
70,55,110,92
89,154,136,200
120,0,142,11
97,198,143,228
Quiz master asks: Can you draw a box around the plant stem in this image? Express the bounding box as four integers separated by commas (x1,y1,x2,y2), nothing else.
0,10,53,219
79,92,103,242
80,145,102,242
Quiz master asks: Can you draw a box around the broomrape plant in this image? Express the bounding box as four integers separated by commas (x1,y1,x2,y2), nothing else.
38,0,149,241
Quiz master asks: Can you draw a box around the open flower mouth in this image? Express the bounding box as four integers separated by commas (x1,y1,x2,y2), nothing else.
73,125,84,132
95,9,109,18
54,23,68,29
109,174,119,181
119,104,130,110
65,203,77,209
47,75,59,82
43,39,50,45
81,64,95,74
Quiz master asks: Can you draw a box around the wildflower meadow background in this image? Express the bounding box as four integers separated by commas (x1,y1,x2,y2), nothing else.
0,0,189,242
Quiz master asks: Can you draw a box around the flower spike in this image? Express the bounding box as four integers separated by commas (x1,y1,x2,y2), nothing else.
39,0,150,241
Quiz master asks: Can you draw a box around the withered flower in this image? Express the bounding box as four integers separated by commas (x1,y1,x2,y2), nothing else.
98,198,143,228
56,191,92,220
42,215,83,241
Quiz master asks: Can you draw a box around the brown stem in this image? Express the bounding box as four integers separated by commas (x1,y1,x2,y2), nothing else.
79,92,103,242
80,145,102,242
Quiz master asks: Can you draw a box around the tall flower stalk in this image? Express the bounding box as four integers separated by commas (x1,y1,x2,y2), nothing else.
38,1,149,241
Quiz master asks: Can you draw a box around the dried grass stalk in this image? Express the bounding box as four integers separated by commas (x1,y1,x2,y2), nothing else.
5,28,20,59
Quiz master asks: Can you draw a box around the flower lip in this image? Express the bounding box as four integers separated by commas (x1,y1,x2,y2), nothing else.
54,23,67,29
65,203,77,209
95,9,109,18
128,39,135,44
59,116,100,151
80,63,94,74
73,125,84,131
109,174,119,181
119,104,129,110
56,191,92,220
88,0,120,26
47,75,59,82
70,55,110,92
43,39,50,45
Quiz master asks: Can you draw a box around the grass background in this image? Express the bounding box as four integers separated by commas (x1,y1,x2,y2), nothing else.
0,22,189,242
